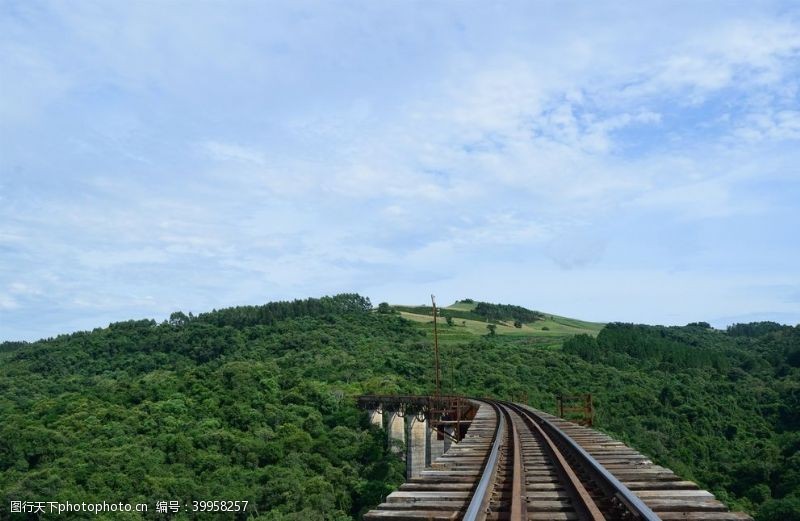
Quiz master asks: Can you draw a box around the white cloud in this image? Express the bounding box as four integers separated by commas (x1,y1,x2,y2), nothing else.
0,294,19,310
734,110,800,142
202,141,267,166
616,18,800,102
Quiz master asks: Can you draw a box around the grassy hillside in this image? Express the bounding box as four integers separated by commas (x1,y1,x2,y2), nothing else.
390,299,603,347
1,295,798,520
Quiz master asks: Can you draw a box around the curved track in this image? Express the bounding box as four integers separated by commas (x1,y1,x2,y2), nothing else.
467,400,658,520
365,398,753,521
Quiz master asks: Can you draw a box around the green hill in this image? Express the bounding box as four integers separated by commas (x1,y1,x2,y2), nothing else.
389,299,604,347
1,294,798,520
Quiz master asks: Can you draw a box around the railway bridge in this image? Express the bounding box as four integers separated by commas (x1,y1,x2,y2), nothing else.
358,396,752,521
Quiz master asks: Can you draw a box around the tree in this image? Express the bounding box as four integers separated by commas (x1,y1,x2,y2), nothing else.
486,324,497,336
444,315,454,327
169,311,190,327
377,302,392,314
687,321,711,329
756,497,800,521
513,320,522,328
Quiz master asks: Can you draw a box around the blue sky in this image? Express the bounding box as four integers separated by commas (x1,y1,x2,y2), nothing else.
2,1,800,341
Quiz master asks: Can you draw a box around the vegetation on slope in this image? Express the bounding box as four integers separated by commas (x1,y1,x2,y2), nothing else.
1,295,797,520
0,295,414,521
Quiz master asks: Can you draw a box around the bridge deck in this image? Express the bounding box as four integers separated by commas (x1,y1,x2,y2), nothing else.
363,399,753,521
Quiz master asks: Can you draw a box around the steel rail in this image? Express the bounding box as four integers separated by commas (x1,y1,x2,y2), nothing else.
516,403,662,521
462,401,505,521
509,406,527,521
502,402,605,521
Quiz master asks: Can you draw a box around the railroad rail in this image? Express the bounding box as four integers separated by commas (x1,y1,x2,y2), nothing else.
363,398,752,521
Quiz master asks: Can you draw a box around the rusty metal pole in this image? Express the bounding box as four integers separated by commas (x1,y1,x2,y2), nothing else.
456,396,461,441
431,295,441,401
450,359,455,396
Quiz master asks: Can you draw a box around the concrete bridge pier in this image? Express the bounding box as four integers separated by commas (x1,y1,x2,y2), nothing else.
406,416,427,479
369,408,383,429
387,411,405,454
427,421,445,466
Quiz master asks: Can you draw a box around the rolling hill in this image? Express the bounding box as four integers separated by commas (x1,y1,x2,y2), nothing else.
388,299,604,347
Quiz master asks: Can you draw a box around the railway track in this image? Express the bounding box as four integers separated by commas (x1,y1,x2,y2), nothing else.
364,399,752,521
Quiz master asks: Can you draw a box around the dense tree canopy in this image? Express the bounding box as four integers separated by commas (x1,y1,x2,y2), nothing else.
472,302,544,323
0,295,404,520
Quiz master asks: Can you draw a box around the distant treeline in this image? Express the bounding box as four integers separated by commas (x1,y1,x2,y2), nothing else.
564,323,731,369
0,341,28,353
393,300,544,324
565,321,800,375
193,293,373,328
727,321,792,338
472,302,544,323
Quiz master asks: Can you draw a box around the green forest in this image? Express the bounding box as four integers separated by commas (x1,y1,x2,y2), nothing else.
1,294,798,520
